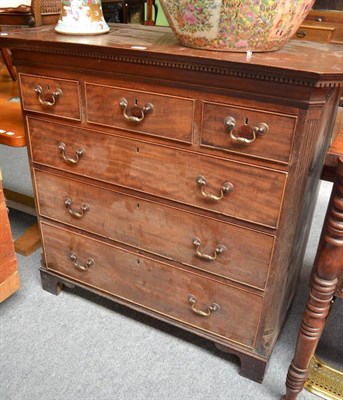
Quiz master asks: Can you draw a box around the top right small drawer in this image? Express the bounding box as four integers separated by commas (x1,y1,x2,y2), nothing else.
201,101,297,164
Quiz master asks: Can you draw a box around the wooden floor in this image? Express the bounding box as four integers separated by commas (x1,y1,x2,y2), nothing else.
0,59,41,255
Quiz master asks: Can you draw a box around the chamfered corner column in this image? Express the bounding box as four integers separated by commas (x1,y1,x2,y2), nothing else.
283,156,343,400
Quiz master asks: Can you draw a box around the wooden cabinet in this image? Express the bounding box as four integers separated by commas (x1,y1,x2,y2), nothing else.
1,24,342,383
294,2,343,44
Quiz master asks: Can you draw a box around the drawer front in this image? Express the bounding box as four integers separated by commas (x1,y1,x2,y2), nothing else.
295,26,334,43
41,222,263,348
19,73,81,120
85,83,195,143
201,101,297,164
35,170,274,290
28,118,287,228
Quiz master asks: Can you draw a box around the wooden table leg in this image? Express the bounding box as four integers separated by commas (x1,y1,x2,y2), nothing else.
0,48,17,81
283,156,343,400
144,0,155,25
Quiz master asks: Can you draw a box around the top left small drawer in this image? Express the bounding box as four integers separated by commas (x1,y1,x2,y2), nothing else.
19,74,81,121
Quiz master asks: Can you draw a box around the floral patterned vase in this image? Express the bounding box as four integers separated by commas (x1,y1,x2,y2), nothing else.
55,0,110,35
159,0,315,52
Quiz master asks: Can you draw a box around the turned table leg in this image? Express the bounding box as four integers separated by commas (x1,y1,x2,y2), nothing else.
283,157,343,400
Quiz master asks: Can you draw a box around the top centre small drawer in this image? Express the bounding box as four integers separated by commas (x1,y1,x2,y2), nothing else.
85,83,195,143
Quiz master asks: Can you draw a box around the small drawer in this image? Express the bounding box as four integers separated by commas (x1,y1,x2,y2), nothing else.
85,82,194,143
28,118,287,228
35,170,275,290
19,73,81,120
201,101,297,164
41,222,263,348
294,24,335,43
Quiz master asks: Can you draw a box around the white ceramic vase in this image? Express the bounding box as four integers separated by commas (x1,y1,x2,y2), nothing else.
55,0,110,35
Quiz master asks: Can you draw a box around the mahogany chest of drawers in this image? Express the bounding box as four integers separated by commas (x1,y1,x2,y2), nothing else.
1,24,342,383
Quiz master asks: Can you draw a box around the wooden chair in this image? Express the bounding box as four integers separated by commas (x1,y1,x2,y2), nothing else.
144,0,157,26
0,0,61,28
0,0,61,80
0,41,16,80
283,127,343,399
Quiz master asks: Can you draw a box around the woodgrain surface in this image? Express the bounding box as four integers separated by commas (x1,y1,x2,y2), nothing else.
86,82,195,143
201,101,297,164
41,221,263,348
35,169,275,290
2,24,342,383
20,73,81,121
28,117,287,228
0,25,342,77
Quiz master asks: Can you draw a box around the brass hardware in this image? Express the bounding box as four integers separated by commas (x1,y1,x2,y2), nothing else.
187,294,220,317
34,85,62,106
64,197,89,218
305,356,343,400
69,252,94,271
119,97,154,122
223,116,236,132
58,142,85,165
223,116,269,144
192,237,226,261
196,175,234,201
296,30,306,38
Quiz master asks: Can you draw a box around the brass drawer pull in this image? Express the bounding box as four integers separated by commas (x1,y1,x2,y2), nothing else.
69,252,94,271
296,30,306,38
34,85,63,107
188,294,220,317
119,97,154,123
58,142,85,165
196,175,234,201
192,237,226,261
64,197,90,218
223,116,269,144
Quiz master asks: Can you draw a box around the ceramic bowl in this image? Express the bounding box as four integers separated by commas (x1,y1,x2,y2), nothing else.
159,0,315,52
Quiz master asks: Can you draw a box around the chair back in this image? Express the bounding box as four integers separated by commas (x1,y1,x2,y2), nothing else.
0,0,60,29
33,0,61,26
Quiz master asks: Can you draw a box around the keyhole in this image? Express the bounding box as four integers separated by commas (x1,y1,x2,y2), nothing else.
136,147,140,153
131,99,142,118
45,84,54,102
136,203,140,209
244,117,249,125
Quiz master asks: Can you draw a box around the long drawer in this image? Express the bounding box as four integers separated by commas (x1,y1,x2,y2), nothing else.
35,170,275,290
28,118,287,228
41,222,263,348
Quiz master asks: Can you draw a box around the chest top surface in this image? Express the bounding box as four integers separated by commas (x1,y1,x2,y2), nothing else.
0,24,342,87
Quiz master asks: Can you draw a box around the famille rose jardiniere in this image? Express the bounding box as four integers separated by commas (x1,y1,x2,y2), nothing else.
159,0,315,52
